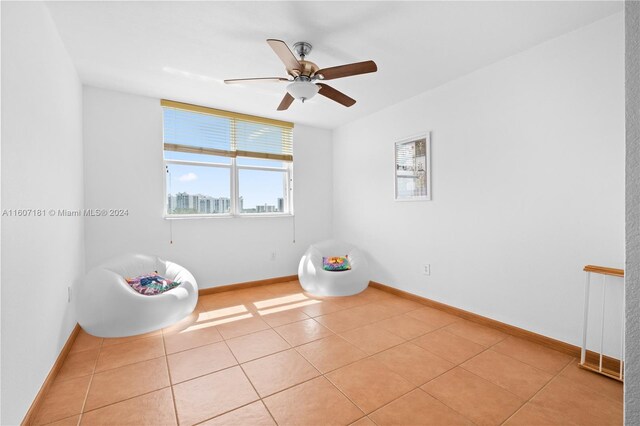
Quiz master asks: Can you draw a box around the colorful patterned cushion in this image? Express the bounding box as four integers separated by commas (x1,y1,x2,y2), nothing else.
125,273,181,296
322,256,351,271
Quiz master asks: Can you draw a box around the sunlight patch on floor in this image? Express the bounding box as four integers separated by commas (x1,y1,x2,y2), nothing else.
207,312,255,326
178,320,219,333
197,305,248,322
258,299,321,316
253,293,309,309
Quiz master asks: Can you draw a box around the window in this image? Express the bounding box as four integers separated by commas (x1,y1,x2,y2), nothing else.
162,100,294,217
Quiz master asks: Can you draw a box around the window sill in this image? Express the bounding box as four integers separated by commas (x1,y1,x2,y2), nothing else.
163,213,294,220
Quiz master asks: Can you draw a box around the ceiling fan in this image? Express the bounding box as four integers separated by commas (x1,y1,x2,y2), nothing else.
224,39,377,111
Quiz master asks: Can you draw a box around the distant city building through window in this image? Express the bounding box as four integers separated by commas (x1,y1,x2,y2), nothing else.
161,100,293,217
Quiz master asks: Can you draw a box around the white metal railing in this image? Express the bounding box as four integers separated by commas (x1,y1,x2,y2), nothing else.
580,265,624,382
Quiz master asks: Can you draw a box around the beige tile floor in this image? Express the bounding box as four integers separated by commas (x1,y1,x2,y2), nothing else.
33,282,623,426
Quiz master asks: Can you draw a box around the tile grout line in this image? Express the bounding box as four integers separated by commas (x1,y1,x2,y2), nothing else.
418,341,507,425
98,332,162,349
161,330,181,426
406,314,518,419
164,336,228,357
449,335,527,402
229,343,294,365
38,413,82,426
76,336,173,419
282,314,464,422
92,353,167,376
487,347,573,376
326,359,418,418
413,318,581,408
292,335,368,375
162,360,254,388
459,336,574,410
320,314,484,421
221,337,281,425
367,386,479,426
445,323,509,348
244,345,325,397
289,345,368,418
57,344,168,381
416,388,482,426
498,356,577,425
75,335,105,426
314,309,421,335
483,333,574,376
191,400,271,426
501,358,573,424
79,386,174,417
458,362,526,401
557,359,625,406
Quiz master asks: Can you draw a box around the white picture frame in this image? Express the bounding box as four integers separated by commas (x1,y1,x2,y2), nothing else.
394,132,431,201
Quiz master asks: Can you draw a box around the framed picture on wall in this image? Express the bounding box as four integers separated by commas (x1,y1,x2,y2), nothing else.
394,132,431,201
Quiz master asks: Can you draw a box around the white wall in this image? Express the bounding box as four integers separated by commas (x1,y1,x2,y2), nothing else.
83,86,332,287
332,14,625,348
1,2,84,424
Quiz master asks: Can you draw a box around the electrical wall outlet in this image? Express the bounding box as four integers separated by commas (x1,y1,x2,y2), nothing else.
67,286,72,302
423,264,431,275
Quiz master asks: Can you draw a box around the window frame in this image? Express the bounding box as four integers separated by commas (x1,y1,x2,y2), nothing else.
235,161,293,217
161,100,294,219
163,157,294,219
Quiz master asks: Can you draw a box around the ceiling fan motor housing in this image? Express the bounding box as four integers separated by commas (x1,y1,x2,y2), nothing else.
290,42,320,79
293,41,312,59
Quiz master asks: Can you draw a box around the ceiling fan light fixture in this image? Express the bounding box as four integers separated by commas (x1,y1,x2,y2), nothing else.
226,39,377,110
286,80,319,102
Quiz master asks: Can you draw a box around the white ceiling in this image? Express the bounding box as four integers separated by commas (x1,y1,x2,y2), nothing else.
46,1,622,129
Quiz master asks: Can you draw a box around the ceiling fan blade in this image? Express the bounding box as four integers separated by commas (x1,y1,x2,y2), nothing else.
224,77,289,84
317,83,356,107
315,60,377,81
277,93,295,111
267,39,301,73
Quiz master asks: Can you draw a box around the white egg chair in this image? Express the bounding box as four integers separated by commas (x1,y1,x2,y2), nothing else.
77,254,198,337
298,239,369,297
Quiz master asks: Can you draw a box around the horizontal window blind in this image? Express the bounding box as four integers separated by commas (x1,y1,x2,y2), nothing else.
161,99,294,161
